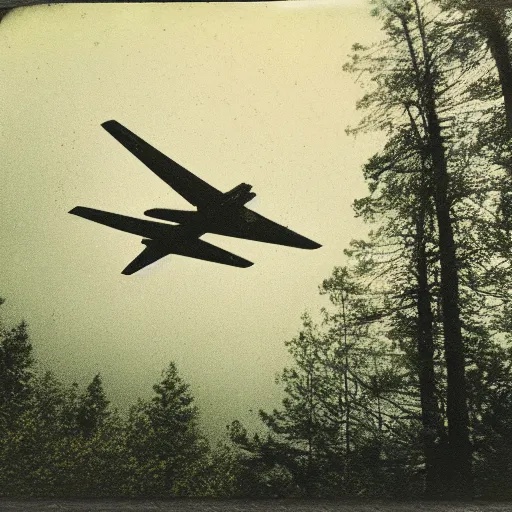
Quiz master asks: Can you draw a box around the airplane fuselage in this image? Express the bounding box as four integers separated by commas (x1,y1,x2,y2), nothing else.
144,203,321,250
143,183,260,243
150,220,208,247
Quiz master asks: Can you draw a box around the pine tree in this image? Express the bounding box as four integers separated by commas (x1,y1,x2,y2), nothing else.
320,265,422,497
343,119,450,496
76,374,109,438
343,0,476,496
124,362,209,497
244,270,419,498
258,315,335,496
0,308,34,428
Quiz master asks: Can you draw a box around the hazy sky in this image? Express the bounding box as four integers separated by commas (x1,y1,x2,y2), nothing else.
0,1,384,439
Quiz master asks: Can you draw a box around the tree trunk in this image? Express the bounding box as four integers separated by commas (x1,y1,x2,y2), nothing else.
427,109,473,498
341,294,351,490
474,7,512,133
399,1,473,497
414,198,447,498
306,359,315,498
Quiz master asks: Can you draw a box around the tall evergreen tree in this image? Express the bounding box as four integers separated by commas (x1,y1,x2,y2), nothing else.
124,362,209,497
343,120,449,496
0,299,33,429
258,315,335,496
343,0,479,496
76,374,109,438
240,269,420,498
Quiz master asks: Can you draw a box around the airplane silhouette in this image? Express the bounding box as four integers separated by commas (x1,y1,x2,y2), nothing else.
69,120,321,275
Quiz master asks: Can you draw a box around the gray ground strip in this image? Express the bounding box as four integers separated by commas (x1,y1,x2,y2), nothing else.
0,500,511,512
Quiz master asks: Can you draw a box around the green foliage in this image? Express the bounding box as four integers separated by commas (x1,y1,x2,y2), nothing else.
0,304,214,499
123,362,210,497
225,0,512,500
0,309,33,427
0,368,127,497
229,269,423,498
76,374,110,438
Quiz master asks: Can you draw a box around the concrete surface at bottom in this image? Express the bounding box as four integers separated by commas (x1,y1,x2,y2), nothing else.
0,500,511,512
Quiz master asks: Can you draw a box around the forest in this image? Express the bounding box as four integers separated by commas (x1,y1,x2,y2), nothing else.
2,0,512,500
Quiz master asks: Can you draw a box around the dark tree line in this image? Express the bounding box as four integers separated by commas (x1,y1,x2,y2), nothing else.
228,0,512,501
0,299,222,497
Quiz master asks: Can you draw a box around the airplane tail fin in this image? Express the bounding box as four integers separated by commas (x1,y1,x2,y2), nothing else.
223,183,256,206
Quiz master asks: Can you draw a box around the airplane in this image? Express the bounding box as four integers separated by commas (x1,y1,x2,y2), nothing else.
101,120,321,250
69,120,321,275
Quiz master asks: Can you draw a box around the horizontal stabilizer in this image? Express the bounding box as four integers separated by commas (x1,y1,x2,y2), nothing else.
124,238,253,274
122,243,172,275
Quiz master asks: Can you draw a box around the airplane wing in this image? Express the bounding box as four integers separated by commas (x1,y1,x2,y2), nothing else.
101,120,224,208
146,207,322,250
173,238,253,268
69,206,176,239
123,239,253,275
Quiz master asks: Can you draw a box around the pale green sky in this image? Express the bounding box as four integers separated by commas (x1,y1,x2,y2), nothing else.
0,1,383,439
